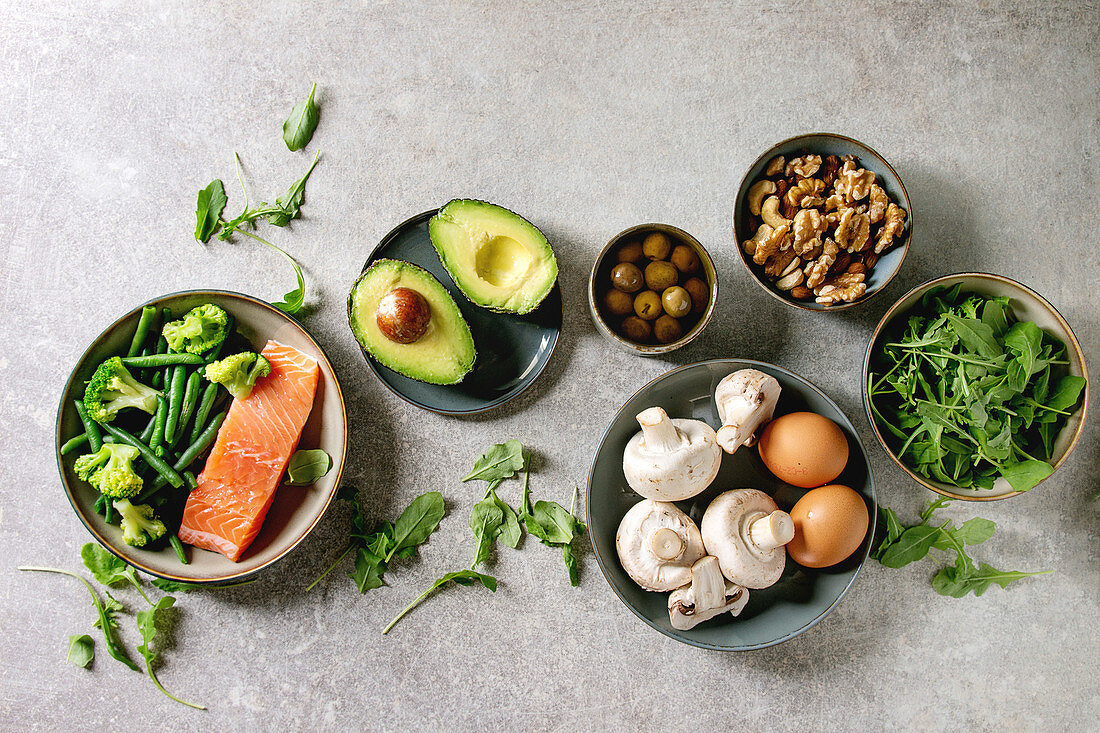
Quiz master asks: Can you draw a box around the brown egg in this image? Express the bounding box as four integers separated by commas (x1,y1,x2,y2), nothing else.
786,484,869,568
757,412,848,488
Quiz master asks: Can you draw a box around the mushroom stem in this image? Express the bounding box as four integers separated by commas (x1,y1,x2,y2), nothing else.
649,527,685,561
749,510,795,552
635,407,685,453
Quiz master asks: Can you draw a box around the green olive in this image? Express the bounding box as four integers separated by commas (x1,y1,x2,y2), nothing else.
603,288,634,316
662,286,691,318
610,262,644,293
654,315,684,344
670,244,700,274
620,315,652,342
616,241,644,264
642,231,671,260
644,260,678,292
683,277,709,313
633,290,662,320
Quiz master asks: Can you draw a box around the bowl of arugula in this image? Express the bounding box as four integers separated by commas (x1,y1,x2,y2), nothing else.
864,273,1088,500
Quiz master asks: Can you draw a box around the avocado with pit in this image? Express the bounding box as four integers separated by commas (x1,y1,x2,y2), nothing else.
428,199,558,315
348,259,476,385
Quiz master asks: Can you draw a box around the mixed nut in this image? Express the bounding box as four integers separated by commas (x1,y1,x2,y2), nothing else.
599,230,710,345
741,152,908,305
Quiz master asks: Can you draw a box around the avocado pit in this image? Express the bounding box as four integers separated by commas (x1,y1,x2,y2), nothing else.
376,287,431,344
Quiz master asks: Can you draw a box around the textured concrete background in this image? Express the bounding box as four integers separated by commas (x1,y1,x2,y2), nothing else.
1,1,1097,730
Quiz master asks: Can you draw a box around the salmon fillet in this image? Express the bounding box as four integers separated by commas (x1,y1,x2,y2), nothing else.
178,340,319,561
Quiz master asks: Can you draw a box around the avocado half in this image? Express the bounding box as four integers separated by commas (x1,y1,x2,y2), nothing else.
428,199,558,315
348,259,476,385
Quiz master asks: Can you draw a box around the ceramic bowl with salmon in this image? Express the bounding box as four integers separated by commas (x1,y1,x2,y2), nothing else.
56,291,348,584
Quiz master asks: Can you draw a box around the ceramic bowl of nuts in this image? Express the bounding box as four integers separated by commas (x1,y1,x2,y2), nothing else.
733,133,912,311
588,223,718,355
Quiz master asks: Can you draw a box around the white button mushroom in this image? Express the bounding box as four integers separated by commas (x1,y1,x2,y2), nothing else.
667,556,750,630
622,406,722,501
616,499,706,592
701,489,795,589
713,369,782,455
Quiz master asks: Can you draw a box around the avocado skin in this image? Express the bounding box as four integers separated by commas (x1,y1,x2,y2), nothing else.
428,199,558,315
348,259,476,385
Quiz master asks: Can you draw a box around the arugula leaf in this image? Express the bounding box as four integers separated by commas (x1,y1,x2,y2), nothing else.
469,496,503,568
194,179,227,242
932,562,1050,598
382,569,497,635
389,492,446,559
136,596,206,709
1004,321,1044,376
66,634,94,668
562,545,579,587
531,500,579,545
519,452,533,518
81,543,152,605
350,547,386,592
944,314,1001,358
1000,459,1054,492
462,440,525,484
282,83,320,152
879,525,941,568
266,151,321,226
1045,375,1086,413
492,490,522,549
285,449,333,486
874,506,905,559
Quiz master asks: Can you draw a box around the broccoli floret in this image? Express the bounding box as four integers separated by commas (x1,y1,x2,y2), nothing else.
83,357,160,423
204,352,272,400
113,498,167,548
162,304,230,354
74,443,143,498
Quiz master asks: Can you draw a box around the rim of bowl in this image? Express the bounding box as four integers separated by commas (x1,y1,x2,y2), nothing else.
586,357,877,650
732,132,913,312
55,289,349,583
356,208,563,416
587,223,719,355
862,272,1089,501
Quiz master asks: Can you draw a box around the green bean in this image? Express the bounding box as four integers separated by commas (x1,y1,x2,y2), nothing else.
73,400,102,453
149,395,168,451
172,372,202,447
189,382,220,444
127,306,158,358
122,353,204,368
99,423,183,488
138,406,159,443
169,535,189,565
183,471,198,490
60,434,89,455
104,499,114,524
159,308,172,349
137,410,226,501
164,366,186,445
93,494,107,515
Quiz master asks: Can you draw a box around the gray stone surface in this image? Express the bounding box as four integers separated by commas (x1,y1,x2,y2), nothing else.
1,0,1097,729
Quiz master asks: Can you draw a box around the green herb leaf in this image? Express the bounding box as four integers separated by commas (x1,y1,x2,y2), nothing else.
879,525,941,568
136,596,206,709
874,507,905,558
285,449,333,486
267,151,320,226
470,496,504,568
194,179,227,242
492,490,522,549
932,562,1050,597
562,544,579,586
389,491,446,558
1000,459,1054,492
66,634,94,668
944,313,1002,359
350,547,386,592
282,82,320,152
462,439,525,484
382,569,497,635
80,543,153,604
1045,375,1086,413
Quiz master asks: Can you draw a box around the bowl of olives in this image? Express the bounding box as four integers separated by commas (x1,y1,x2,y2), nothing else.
588,223,717,355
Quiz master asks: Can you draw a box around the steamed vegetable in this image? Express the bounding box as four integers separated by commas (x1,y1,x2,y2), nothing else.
113,498,167,548
204,352,271,400
162,304,230,355
74,443,143,498
83,357,160,423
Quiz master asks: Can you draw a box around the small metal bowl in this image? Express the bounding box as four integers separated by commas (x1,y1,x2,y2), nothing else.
588,223,718,355
863,272,1088,501
733,132,912,311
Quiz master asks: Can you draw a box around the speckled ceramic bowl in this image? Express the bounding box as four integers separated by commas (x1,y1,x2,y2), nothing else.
587,359,875,650
588,223,718,355
56,291,347,583
863,273,1088,501
733,133,912,311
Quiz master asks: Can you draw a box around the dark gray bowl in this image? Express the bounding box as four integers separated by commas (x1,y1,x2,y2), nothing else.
733,133,912,311
586,359,876,650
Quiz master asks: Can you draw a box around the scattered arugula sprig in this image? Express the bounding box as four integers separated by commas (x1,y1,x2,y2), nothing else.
19,543,207,709
194,150,320,315
282,82,320,152
867,284,1086,492
875,497,1050,597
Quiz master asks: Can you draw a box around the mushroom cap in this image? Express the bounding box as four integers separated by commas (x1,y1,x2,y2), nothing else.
622,412,722,501
615,499,705,592
701,488,788,589
714,369,781,453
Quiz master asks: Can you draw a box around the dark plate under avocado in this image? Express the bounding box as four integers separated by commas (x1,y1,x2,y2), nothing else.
358,209,562,415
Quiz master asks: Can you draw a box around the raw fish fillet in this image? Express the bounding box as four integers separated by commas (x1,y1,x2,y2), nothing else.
178,340,319,561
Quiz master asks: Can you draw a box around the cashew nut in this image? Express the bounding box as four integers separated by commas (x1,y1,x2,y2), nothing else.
746,180,776,217
776,268,804,291
760,196,787,229
742,224,772,257
764,156,785,177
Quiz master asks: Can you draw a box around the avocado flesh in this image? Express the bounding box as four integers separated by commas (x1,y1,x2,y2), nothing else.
428,199,558,315
348,259,476,385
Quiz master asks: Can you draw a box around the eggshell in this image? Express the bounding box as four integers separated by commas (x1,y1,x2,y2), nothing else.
757,412,848,488
787,484,869,568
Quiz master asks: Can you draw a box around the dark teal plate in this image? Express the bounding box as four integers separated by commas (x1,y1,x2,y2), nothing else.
359,210,562,415
587,359,876,650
